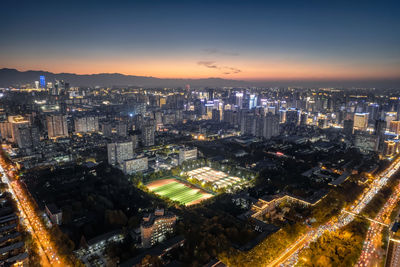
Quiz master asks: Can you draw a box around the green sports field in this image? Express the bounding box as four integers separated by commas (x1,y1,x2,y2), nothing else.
146,179,212,205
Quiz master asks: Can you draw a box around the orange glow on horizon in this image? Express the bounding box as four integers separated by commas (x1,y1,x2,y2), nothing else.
2,56,399,81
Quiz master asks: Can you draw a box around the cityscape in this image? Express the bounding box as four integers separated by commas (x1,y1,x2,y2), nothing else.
0,1,400,267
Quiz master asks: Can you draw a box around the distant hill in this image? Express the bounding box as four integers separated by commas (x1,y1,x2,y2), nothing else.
0,68,251,88
0,68,399,88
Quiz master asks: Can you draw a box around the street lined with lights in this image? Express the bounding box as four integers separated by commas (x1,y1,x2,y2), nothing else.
271,157,400,266
0,157,66,267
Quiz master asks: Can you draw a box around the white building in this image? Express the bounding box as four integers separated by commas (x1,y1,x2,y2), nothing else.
179,147,197,165
107,141,134,166
123,156,148,174
74,116,99,133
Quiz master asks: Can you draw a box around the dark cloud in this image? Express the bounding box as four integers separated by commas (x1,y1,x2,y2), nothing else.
197,61,218,69
197,61,241,75
203,48,239,56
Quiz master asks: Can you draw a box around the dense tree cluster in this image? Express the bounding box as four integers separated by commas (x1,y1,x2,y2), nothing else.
296,218,369,267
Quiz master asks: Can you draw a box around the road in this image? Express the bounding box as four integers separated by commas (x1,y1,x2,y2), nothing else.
356,182,400,267
0,158,66,267
271,157,400,267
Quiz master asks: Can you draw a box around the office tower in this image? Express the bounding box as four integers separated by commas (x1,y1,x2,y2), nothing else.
353,113,369,131
383,140,397,156
343,119,354,135
107,141,134,166
390,121,400,134
159,97,166,107
194,99,204,116
279,109,287,123
39,75,45,88
123,156,148,174
141,209,176,248
74,116,99,133
367,103,380,123
286,108,299,125
212,109,220,122
235,92,243,109
179,147,197,165
142,124,155,147
375,119,387,152
46,115,68,139
223,110,233,125
207,88,214,100
386,112,398,129
300,112,308,126
249,94,257,109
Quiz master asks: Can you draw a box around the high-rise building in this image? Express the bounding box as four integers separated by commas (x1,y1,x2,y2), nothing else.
142,124,155,147
383,140,398,156
107,141,134,166
241,112,256,136
286,108,299,125
385,221,400,267
116,122,127,137
249,94,257,109
390,121,400,134
141,209,176,248
14,123,32,149
367,103,380,123
39,75,46,88
179,147,197,165
235,92,243,109
385,112,397,129
100,121,113,137
212,109,220,122
353,113,369,131
343,119,354,135
74,116,99,133
375,119,387,152
46,115,68,139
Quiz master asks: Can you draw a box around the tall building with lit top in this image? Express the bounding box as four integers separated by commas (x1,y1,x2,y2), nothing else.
353,113,368,131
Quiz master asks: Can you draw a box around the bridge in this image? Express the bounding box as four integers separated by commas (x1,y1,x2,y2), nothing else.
342,210,388,227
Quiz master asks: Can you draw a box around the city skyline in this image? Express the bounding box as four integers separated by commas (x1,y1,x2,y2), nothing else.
1,0,399,83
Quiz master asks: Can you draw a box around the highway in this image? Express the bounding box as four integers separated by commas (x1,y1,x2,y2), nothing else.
356,182,400,267
271,157,400,267
0,157,66,267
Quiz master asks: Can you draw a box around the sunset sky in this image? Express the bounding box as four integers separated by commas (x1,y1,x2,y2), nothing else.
1,0,399,81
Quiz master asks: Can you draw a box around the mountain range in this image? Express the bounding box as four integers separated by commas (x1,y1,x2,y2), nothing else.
0,68,399,88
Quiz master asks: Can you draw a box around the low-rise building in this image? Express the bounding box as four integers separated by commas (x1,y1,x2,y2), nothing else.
45,203,62,225
140,209,176,248
178,147,197,165
123,156,148,174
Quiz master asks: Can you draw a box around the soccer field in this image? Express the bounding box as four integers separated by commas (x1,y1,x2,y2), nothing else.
146,178,212,205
